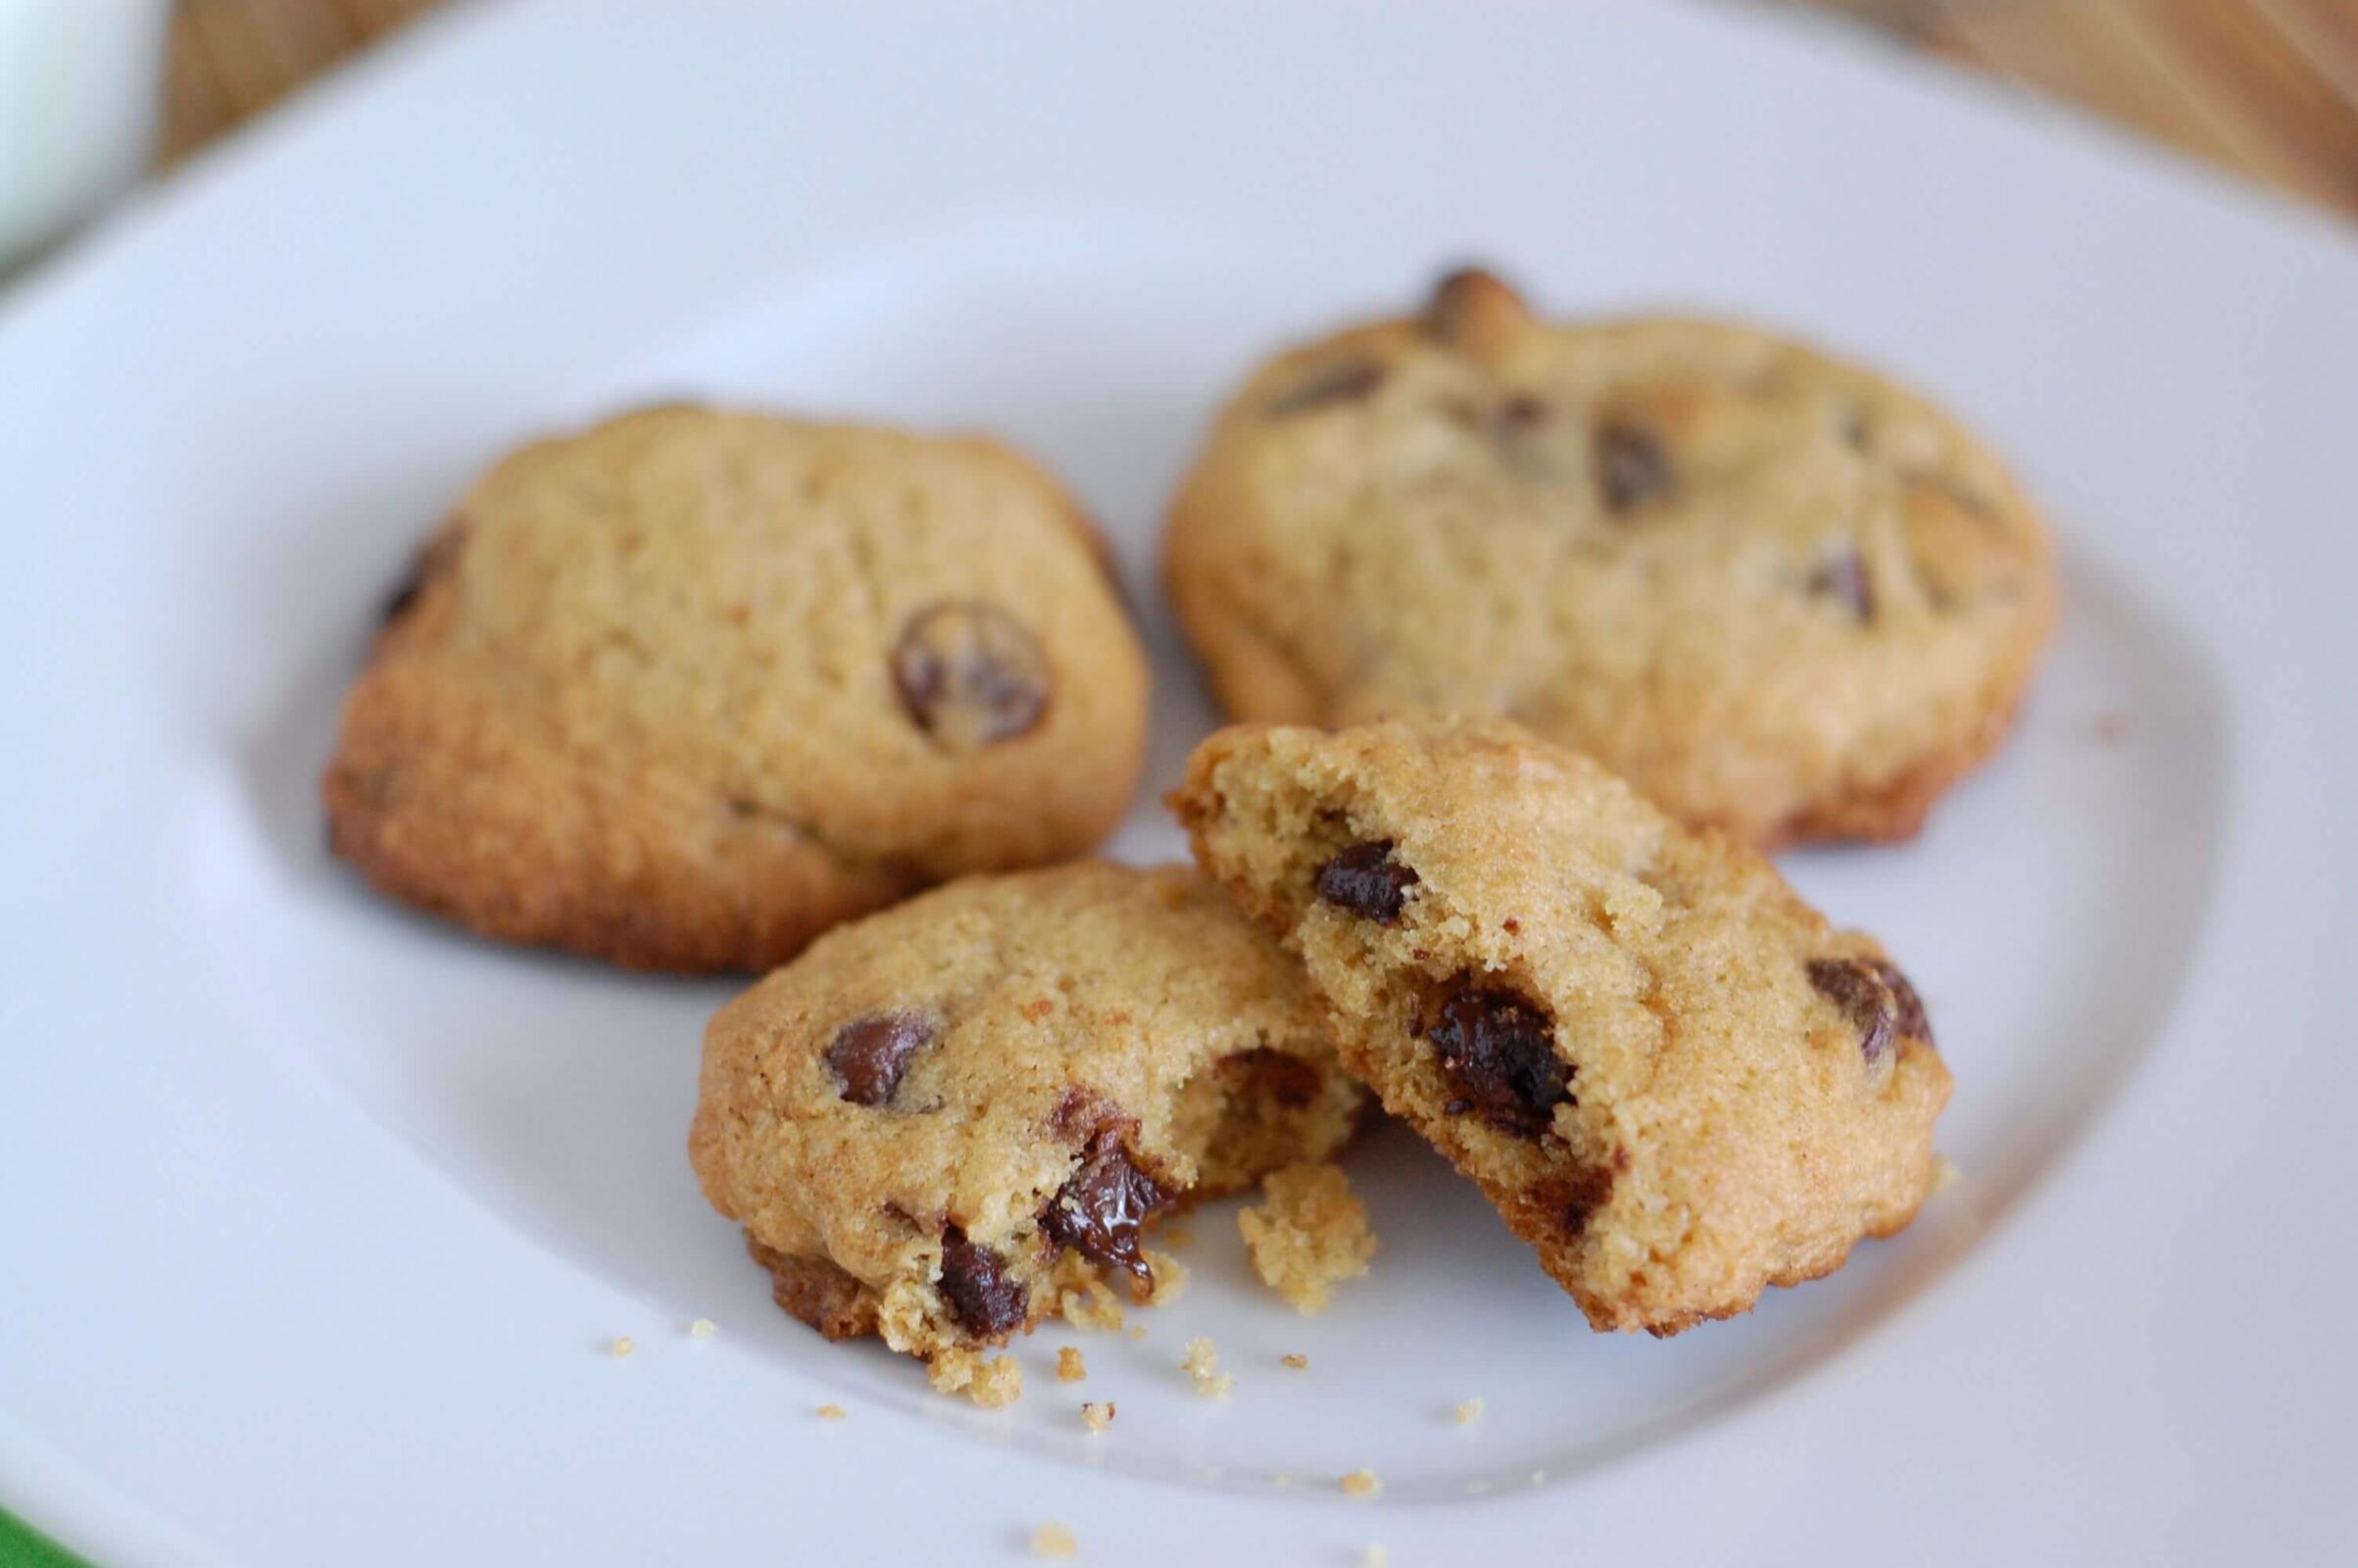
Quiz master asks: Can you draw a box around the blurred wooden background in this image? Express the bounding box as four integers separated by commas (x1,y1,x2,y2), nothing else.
159,0,2358,220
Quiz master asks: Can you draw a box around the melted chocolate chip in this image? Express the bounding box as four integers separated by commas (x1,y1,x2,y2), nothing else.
825,1011,935,1106
892,602,1054,749
1039,1128,1170,1284
936,1227,1027,1338
1806,956,1923,1066
1314,840,1420,924
1265,359,1387,416
1807,549,1875,623
1594,422,1672,514
1424,982,1570,1138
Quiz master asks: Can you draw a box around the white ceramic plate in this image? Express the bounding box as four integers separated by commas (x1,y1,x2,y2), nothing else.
2,2,2354,1563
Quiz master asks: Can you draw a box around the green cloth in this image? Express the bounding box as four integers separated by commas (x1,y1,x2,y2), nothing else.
0,1512,89,1568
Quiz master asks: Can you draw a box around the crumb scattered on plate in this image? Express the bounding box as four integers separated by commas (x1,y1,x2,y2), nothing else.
1160,1225,1195,1250
1126,1325,1147,1343
929,1348,1023,1407
1340,1469,1383,1499
609,1335,635,1358
1238,1162,1377,1313
815,1403,847,1421
1270,1473,1294,1490
686,1318,716,1340
1057,1347,1087,1383
1081,1400,1115,1433
1454,1396,1485,1425
1362,1546,1391,1567
1281,1352,1308,1370
1931,1153,1962,1195
1030,1520,1078,1559
1181,1336,1235,1398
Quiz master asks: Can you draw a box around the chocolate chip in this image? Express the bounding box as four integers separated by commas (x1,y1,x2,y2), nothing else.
892,602,1053,749
1039,1128,1170,1285
825,1011,935,1106
1871,957,1932,1047
1424,982,1570,1138
1806,956,1926,1065
937,1227,1027,1338
1536,1165,1617,1238
1265,359,1387,416
1595,422,1672,514
1807,549,1875,623
1314,841,1420,924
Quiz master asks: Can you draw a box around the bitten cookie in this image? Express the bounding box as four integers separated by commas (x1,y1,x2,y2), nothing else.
1163,268,2055,845
1172,718,1951,1334
688,862,1368,1372
323,406,1150,971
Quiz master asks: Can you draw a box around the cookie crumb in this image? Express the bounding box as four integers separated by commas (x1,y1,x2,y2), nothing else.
1126,1325,1147,1342
815,1403,847,1421
1030,1520,1079,1559
1238,1162,1377,1313
609,1335,635,1358
928,1348,1024,1407
1081,1400,1116,1433
1057,1347,1088,1383
1454,1396,1486,1425
1055,1265,1128,1333
1362,1546,1392,1568
1281,1352,1309,1370
1270,1473,1294,1490
1340,1469,1383,1499
686,1318,716,1340
1181,1335,1235,1398
1160,1225,1195,1250
1931,1153,1962,1195
1142,1250,1189,1305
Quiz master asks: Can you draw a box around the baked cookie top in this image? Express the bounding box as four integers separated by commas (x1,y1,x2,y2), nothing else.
324,406,1150,971
1172,717,1951,1334
1163,269,2055,845
688,861,1366,1363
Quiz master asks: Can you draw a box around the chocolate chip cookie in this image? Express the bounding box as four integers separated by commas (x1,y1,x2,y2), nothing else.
687,861,1368,1370
1172,718,1951,1334
323,406,1150,971
1163,268,2055,845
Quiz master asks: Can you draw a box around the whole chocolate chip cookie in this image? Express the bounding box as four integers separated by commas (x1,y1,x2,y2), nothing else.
1162,268,2056,846
323,406,1150,971
1172,718,1950,1335
688,862,1368,1368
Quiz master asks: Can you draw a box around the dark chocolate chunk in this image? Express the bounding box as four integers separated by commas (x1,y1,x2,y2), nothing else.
1424,982,1571,1138
892,601,1053,749
1039,1128,1170,1285
1314,840,1420,924
1265,359,1387,416
937,1227,1027,1338
825,1011,935,1106
1594,422,1672,514
1805,956,1919,1065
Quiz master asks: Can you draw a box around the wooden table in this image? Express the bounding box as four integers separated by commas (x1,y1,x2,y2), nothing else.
159,0,2358,221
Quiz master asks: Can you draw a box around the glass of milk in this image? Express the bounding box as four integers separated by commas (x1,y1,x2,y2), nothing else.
0,0,172,270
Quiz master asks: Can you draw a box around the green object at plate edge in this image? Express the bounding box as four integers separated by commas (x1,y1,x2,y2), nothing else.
0,1509,91,1568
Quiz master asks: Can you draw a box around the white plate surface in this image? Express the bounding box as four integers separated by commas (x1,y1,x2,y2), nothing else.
1,3,2354,1564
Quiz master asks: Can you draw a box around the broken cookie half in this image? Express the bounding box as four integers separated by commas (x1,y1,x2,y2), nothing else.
688,862,1367,1389
1171,717,1950,1334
